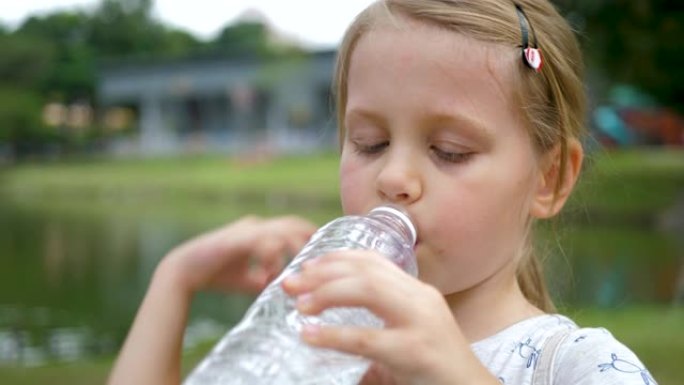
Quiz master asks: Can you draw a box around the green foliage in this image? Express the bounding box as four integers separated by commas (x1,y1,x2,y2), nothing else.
16,11,94,100
212,22,272,57
0,88,52,145
18,11,90,45
0,34,54,88
45,45,96,101
200,20,304,61
89,0,188,58
555,0,683,111
161,29,203,57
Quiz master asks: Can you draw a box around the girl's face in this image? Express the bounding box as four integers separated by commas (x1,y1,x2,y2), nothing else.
339,20,543,297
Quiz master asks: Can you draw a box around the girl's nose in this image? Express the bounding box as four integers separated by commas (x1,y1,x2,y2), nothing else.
376,156,422,204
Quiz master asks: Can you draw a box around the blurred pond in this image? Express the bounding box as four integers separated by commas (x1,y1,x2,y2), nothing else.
0,197,681,366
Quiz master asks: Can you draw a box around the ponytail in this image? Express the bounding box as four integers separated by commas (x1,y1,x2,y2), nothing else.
518,247,556,312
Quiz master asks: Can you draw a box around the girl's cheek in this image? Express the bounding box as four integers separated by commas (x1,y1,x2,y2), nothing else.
339,158,368,215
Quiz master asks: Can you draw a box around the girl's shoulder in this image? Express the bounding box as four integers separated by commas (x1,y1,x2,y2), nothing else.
471,313,577,357
470,314,657,385
552,319,657,385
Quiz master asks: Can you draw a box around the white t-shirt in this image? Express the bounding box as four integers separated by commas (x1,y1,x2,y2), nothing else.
470,314,658,385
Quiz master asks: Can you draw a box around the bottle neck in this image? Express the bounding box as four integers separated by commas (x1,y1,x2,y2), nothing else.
368,206,416,247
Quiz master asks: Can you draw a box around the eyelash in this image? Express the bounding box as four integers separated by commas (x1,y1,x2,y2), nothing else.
352,141,473,164
430,146,473,163
353,141,389,155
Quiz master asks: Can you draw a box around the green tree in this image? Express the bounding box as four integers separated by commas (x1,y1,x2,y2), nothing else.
0,88,52,153
17,11,94,101
88,0,199,58
210,20,305,59
212,22,271,57
0,34,56,154
15,0,202,102
555,0,683,111
0,34,55,88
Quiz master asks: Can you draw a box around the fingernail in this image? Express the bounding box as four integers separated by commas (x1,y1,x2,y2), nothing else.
284,274,300,287
302,258,319,269
301,324,320,341
297,293,313,311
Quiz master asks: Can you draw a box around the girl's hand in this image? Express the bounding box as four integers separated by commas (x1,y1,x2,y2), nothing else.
108,215,316,385
162,215,317,296
282,250,498,385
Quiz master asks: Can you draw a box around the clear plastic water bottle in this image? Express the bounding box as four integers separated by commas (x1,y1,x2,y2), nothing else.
183,205,417,385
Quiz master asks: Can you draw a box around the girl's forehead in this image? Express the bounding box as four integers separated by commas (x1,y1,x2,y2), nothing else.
355,18,518,86
344,20,527,140
349,21,520,106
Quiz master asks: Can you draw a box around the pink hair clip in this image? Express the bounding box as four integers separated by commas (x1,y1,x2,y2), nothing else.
515,4,543,73
524,47,543,72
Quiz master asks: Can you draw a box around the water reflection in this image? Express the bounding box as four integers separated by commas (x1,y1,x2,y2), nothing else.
0,198,680,366
546,224,680,306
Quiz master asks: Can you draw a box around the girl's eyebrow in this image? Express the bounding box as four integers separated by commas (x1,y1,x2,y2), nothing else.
346,107,493,142
424,112,493,142
345,108,388,128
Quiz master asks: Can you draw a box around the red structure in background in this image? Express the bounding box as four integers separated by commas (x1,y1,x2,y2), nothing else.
620,108,684,146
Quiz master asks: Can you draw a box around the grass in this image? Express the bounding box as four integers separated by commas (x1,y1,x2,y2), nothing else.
569,147,684,217
0,358,112,385
0,152,342,207
1,148,682,216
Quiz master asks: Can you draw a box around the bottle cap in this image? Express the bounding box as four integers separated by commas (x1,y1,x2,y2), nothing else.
370,205,417,246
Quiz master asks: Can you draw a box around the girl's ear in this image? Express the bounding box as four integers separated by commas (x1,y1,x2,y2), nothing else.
530,139,583,219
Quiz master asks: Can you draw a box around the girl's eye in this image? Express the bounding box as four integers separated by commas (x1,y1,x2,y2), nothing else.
431,146,473,163
353,141,389,155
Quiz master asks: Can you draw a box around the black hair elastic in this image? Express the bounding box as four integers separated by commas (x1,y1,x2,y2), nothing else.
515,3,543,72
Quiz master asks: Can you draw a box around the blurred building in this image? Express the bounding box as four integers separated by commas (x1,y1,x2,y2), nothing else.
97,50,337,156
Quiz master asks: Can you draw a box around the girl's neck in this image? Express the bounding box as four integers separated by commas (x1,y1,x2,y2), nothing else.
444,263,544,343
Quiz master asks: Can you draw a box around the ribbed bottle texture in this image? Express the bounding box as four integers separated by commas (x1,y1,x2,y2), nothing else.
183,205,417,385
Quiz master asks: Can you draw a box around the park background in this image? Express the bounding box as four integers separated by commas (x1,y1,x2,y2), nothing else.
0,0,683,384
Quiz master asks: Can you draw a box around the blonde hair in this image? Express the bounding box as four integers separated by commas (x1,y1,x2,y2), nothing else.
333,0,586,312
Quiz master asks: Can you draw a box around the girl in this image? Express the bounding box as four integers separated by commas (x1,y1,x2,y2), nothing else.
109,1,657,384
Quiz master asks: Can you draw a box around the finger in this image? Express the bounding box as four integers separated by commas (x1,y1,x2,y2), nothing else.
208,251,267,293
294,275,418,327
272,216,318,244
300,249,399,279
287,250,417,318
250,217,317,281
282,258,358,295
252,237,290,279
360,363,394,385
233,268,270,293
282,227,316,262
301,325,422,371
311,249,399,274
282,248,390,294
214,215,312,259
203,216,263,261
263,216,317,260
